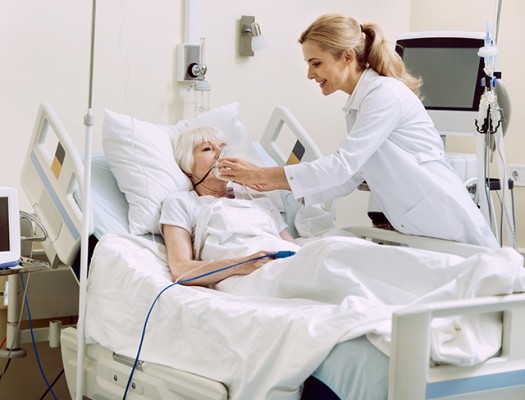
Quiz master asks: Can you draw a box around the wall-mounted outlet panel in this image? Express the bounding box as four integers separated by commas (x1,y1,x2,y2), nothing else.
509,165,525,187
177,44,202,82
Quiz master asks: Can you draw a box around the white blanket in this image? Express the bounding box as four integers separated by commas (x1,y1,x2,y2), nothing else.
85,232,524,400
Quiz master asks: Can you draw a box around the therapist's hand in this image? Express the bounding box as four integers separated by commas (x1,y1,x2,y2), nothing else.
217,157,285,191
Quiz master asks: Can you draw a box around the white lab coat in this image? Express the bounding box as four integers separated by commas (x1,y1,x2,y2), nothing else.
285,69,498,248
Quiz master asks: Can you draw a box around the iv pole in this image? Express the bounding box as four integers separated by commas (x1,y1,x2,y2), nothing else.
476,0,516,249
76,0,96,398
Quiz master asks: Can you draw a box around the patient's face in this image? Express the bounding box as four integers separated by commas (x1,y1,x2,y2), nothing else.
192,140,225,179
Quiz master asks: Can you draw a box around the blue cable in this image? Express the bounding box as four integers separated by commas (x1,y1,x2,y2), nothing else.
122,250,295,399
20,274,58,400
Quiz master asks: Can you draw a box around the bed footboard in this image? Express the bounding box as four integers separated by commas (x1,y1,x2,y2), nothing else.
389,293,525,399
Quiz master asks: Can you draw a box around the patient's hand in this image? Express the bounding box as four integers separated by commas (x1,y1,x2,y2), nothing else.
234,251,277,275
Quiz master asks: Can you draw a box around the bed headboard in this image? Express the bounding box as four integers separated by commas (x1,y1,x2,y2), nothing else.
21,103,92,268
20,103,328,267
21,104,131,269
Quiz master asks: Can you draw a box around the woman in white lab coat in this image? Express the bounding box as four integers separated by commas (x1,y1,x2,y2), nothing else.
218,14,498,248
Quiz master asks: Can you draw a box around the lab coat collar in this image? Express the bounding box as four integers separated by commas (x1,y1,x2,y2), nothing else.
342,68,378,114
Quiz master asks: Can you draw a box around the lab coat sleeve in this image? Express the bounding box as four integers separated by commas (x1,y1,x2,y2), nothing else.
286,84,402,204
285,166,363,206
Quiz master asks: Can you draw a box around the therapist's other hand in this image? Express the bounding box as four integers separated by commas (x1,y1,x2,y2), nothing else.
217,158,291,192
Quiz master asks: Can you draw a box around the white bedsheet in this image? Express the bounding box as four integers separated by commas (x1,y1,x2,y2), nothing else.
85,232,524,400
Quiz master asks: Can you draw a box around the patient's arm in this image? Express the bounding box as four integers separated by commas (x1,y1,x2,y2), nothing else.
280,229,295,243
163,224,276,286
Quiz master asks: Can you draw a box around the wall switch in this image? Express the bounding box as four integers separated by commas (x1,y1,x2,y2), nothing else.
509,165,525,187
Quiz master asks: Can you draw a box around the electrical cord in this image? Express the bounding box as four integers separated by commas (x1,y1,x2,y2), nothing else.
0,336,8,383
0,359,11,385
483,121,495,235
495,185,517,248
116,3,161,246
121,250,295,399
172,259,213,285
38,368,64,400
19,211,48,242
20,274,58,400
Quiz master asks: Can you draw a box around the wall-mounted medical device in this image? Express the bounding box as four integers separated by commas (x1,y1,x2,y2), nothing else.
177,43,207,82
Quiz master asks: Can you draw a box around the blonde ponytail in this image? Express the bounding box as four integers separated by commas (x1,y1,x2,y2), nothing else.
361,23,422,95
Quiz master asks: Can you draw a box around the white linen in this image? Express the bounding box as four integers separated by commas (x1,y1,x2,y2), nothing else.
85,232,524,400
193,197,299,261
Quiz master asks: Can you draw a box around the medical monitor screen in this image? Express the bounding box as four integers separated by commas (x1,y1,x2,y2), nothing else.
0,197,9,251
396,36,485,112
0,188,20,269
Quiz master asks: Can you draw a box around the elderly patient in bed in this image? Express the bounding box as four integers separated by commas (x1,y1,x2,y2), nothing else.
160,125,300,286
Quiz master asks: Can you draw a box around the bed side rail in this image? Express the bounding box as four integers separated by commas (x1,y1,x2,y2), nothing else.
260,105,323,165
389,293,525,400
20,103,93,268
258,106,333,237
345,225,490,258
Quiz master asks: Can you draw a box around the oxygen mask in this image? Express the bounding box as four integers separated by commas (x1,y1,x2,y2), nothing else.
213,146,236,178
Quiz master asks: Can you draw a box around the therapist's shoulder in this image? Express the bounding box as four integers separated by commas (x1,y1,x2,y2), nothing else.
360,75,406,109
366,75,417,109
369,73,409,94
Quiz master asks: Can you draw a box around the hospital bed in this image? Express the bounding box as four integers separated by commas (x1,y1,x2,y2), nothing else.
20,102,525,400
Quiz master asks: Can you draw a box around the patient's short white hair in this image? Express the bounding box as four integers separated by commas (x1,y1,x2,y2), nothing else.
173,126,227,175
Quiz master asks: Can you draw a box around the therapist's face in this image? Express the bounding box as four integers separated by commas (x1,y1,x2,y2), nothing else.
302,40,355,96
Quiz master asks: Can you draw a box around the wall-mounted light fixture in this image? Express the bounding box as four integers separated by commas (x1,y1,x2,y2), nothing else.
239,15,268,57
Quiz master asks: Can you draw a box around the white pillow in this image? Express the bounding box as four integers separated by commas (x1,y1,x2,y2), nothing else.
102,102,253,235
171,102,260,162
